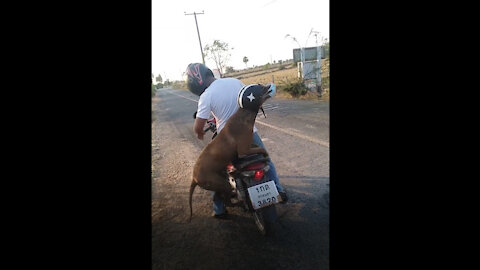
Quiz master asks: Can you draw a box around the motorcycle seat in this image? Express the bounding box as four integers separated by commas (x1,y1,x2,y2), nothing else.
232,154,269,170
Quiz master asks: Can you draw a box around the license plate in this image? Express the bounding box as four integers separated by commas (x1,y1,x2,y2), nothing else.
247,180,281,210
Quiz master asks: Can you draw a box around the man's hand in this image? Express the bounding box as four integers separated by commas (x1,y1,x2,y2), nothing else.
193,117,207,140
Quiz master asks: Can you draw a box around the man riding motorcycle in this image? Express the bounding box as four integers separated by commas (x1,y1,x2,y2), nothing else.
185,63,288,218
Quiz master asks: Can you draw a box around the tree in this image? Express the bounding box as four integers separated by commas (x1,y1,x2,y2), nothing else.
151,74,156,97
225,66,235,73
204,40,232,77
155,74,163,84
243,56,249,68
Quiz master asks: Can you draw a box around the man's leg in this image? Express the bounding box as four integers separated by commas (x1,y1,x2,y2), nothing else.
211,191,228,217
252,132,288,202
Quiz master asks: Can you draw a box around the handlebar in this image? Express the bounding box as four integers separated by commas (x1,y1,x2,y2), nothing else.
194,111,217,134
204,119,217,133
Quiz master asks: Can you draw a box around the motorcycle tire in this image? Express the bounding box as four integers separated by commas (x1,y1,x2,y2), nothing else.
253,204,277,236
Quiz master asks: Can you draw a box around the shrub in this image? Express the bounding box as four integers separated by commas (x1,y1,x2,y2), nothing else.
171,80,188,90
152,83,156,97
225,66,235,73
278,78,308,97
321,76,329,92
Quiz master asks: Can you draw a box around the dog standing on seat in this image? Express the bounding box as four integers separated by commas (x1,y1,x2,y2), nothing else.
189,84,276,221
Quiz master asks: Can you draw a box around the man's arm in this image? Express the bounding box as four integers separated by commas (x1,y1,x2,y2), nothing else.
193,117,207,140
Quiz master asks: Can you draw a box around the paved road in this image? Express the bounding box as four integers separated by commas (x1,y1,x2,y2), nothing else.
152,87,329,270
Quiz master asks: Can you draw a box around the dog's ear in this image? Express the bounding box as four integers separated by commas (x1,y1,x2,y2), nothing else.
261,84,270,92
260,85,272,102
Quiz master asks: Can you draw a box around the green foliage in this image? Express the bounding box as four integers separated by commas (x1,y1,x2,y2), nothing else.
152,83,156,97
171,80,187,90
243,56,249,67
279,78,308,97
155,74,163,83
321,76,329,91
323,42,330,59
204,40,232,77
225,66,235,73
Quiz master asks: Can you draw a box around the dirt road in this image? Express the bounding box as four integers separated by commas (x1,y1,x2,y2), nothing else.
152,88,329,270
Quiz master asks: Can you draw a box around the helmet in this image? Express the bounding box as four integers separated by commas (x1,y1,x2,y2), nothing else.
237,83,276,112
185,63,214,96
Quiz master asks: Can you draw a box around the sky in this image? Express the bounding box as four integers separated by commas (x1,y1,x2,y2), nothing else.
152,0,329,81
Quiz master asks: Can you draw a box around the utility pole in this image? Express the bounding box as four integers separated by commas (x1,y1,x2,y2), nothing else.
184,11,205,64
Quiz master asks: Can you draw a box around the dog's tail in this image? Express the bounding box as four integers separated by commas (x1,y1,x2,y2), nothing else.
189,179,197,222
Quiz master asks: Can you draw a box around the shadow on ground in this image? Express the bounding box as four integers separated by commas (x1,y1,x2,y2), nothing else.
152,175,329,270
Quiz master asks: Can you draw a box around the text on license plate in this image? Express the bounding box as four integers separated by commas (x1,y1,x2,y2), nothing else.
247,180,281,210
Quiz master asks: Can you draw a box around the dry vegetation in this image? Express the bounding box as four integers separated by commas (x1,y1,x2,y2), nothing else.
239,66,298,85
172,59,330,101
229,59,330,101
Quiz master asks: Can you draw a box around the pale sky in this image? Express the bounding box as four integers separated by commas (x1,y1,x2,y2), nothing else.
152,0,329,81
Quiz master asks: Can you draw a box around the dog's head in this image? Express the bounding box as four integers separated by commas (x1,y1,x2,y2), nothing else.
237,83,276,113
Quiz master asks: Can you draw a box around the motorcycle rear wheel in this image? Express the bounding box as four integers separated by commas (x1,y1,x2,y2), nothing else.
253,211,267,235
252,204,277,236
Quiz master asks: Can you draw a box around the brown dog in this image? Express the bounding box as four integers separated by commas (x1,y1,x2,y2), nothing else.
189,84,273,221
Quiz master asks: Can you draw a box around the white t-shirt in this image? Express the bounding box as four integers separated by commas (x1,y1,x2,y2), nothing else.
196,78,258,133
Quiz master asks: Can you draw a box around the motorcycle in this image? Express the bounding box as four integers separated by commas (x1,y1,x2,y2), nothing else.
193,112,281,235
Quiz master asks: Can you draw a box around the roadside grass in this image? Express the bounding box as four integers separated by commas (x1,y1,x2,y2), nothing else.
235,58,329,101
171,58,329,101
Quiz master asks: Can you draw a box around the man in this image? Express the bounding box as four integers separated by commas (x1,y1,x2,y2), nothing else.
185,63,287,218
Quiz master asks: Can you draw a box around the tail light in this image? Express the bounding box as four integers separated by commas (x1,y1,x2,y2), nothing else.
241,163,270,178
239,162,269,180
253,170,264,181
226,164,235,173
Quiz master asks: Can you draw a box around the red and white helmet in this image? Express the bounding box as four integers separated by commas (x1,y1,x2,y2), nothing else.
185,63,214,96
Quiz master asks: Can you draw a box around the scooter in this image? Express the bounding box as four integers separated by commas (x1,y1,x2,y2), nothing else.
193,113,281,235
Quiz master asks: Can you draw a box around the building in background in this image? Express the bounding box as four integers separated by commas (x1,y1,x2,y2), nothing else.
293,46,326,92
212,69,221,79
